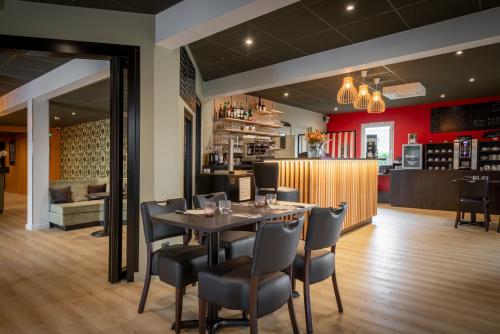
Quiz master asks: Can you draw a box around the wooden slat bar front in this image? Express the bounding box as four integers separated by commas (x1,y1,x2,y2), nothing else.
271,159,378,232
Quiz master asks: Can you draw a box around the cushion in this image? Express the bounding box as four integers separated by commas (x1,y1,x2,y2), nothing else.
219,230,256,259
50,186,72,204
50,180,100,202
88,183,107,194
50,200,104,215
293,241,335,284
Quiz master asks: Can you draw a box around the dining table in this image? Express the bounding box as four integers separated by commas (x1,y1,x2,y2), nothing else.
151,200,316,333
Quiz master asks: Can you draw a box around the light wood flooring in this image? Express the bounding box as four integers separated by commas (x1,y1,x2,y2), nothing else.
1,192,500,333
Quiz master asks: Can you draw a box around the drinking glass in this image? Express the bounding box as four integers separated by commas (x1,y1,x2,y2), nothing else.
203,201,216,217
219,200,231,214
254,195,266,207
266,193,277,206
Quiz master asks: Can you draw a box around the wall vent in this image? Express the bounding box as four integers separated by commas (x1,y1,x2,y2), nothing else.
382,82,426,100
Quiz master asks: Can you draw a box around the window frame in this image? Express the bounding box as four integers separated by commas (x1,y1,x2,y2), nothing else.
360,121,395,163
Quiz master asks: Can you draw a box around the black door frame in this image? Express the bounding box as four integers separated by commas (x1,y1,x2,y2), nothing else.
184,110,194,209
0,34,141,283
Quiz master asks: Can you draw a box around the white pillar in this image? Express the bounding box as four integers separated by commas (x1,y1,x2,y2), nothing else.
26,98,50,230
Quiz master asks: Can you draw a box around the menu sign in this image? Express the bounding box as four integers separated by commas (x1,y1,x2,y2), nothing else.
430,101,500,133
180,47,196,112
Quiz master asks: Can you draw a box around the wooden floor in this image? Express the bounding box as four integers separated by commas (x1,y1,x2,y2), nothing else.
1,192,500,334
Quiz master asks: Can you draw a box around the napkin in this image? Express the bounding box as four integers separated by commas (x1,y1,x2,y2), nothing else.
184,210,205,215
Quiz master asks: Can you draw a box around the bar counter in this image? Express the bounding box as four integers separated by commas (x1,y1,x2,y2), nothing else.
269,159,379,232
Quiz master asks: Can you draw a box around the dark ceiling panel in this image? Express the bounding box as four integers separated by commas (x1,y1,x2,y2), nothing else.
249,43,500,114
0,109,27,127
189,0,499,81
21,0,183,14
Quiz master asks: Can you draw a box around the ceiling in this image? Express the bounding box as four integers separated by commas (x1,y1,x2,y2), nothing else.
0,51,69,97
0,109,27,127
189,0,500,81
21,0,183,14
249,42,500,114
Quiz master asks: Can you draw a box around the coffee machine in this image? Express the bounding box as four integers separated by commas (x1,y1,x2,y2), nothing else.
453,136,478,170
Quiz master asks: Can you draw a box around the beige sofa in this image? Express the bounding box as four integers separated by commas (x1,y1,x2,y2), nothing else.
49,179,126,230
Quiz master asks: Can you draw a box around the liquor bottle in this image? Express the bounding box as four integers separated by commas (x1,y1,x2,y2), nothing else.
218,104,223,119
257,98,262,111
223,102,227,118
248,106,253,121
214,146,219,165
228,103,233,118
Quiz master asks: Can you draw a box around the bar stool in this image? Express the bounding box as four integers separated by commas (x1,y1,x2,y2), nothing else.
253,162,300,202
455,179,490,231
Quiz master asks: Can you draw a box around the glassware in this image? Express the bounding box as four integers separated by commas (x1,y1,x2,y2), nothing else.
266,193,277,206
219,200,231,214
203,201,216,217
254,195,266,207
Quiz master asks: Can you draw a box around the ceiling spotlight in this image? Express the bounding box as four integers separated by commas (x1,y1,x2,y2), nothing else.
284,92,289,97
456,50,463,55
469,77,475,82
346,4,355,11
245,38,253,45
440,94,445,98
71,112,76,116
334,107,339,111
53,116,60,120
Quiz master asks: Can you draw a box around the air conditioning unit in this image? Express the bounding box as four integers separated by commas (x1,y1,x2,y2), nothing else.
382,82,426,100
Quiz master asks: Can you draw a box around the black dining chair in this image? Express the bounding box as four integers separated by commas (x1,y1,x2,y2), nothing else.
138,198,225,334
193,192,256,259
292,203,348,334
253,162,300,202
455,179,490,231
198,218,304,334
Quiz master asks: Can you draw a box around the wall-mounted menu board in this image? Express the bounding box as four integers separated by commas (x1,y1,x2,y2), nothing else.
430,101,500,133
180,47,196,112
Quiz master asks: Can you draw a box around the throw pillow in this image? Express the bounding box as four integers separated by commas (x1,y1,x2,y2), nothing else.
88,183,107,194
49,186,73,204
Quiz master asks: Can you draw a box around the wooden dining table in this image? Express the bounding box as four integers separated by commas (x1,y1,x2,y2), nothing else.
151,200,316,333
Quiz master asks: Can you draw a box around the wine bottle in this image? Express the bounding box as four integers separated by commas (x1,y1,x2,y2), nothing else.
218,104,223,119
223,102,227,118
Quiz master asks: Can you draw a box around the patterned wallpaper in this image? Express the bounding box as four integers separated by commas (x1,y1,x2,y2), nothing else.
60,119,110,180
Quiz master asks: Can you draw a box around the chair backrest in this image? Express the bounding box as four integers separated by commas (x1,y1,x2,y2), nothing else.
192,192,227,209
457,179,488,199
305,203,348,251
251,218,304,276
140,198,187,243
252,162,279,193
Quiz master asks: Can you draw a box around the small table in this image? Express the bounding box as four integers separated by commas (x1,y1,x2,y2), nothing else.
87,192,109,237
152,201,316,334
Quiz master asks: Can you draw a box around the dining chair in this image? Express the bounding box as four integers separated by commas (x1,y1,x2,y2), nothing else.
455,179,490,231
198,218,304,334
138,198,225,334
252,162,300,202
292,203,348,334
193,192,256,259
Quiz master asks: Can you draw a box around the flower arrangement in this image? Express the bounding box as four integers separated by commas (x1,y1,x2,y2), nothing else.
305,129,327,144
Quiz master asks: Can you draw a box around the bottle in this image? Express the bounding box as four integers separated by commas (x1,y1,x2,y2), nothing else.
248,106,253,121
218,104,223,119
222,102,227,118
228,103,233,118
213,146,219,165
257,98,262,111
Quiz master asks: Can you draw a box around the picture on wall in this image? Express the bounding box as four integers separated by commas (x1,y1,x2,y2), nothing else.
8,140,15,165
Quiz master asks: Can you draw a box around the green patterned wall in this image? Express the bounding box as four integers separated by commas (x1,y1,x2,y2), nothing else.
60,119,110,180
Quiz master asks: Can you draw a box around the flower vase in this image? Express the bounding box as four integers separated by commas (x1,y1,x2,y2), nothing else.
307,142,324,158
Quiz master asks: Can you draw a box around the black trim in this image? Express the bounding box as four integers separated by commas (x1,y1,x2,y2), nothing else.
195,97,202,174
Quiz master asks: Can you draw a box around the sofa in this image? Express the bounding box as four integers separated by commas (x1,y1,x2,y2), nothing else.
49,178,126,230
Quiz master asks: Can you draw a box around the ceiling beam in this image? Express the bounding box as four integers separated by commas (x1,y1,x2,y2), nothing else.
155,0,299,49
203,7,500,98
0,59,109,116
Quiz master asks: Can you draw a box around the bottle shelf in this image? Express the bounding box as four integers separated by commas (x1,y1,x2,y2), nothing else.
252,109,284,115
215,118,282,128
215,129,282,137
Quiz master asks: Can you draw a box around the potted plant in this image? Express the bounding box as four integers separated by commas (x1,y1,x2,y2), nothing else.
305,130,328,158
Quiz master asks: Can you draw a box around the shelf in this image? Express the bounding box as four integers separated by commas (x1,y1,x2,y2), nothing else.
252,109,283,115
479,160,500,163
215,129,282,137
426,152,453,154
215,118,282,128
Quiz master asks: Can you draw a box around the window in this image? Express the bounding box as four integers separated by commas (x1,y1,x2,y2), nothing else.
361,122,394,165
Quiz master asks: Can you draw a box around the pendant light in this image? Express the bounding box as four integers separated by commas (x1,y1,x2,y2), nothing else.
367,78,385,113
337,75,358,104
353,70,372,110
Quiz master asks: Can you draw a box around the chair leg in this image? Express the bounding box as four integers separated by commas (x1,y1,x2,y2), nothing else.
461,212,465,219
175,288,184,334
138,249,152,314
303,277,313,334
332,271,343,313
455,210,461,229
249,276,259,334
199,298,207,334
287,292,300,334
484,206,489,232
497,216,500,233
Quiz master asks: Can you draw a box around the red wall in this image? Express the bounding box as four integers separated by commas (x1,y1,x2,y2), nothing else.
327,95,500,160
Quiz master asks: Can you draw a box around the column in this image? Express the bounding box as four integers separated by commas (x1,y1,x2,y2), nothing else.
26,98,50,230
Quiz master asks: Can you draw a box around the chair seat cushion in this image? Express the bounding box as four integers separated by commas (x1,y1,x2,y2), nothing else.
198,256,291,317
293,242,335,284
458,198,489,212
50,200,104,215
220,230,256,259
157,244,225,288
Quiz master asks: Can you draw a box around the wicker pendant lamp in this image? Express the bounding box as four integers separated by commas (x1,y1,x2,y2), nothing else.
337,75,358,104
367,78,385,113
353,70,372,110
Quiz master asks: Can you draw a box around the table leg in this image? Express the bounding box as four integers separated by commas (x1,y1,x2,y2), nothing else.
91,196,110,237
207,232,220,333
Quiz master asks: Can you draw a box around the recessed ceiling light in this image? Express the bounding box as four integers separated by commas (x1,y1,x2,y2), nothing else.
334,107,339,111
71,112,76,116
469,77,475,82
53,116,60,120
440,94,445,98
456,50,463,55
346,4,355,11
284,92,289,97
245,38,253,45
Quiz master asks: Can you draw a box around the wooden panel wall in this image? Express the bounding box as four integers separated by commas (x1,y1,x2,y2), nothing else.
4,135,28,195
276,159,378,231
50,128,61,180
